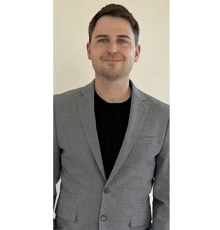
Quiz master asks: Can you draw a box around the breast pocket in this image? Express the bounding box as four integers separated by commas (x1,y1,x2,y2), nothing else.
133,136,161,155
135,136,158,143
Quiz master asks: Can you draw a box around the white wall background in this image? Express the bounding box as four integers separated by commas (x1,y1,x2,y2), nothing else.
54,0,169,104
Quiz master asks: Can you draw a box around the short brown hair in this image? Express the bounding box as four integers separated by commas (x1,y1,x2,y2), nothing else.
88,4,140,45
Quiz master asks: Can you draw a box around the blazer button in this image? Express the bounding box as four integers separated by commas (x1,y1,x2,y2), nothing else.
100,215,107,221
104,187,109,193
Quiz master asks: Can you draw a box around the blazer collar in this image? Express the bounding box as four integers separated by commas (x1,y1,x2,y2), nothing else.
76,79,149,184
79,79,146,102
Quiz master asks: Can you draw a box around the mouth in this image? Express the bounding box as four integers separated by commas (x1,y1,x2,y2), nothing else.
102,59,122,63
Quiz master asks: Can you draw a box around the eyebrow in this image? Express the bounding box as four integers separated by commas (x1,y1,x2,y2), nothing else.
117,35,131,40
95,34,109,39
95,34,131,40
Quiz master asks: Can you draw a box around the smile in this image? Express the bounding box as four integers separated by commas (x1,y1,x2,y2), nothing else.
103,59,122,62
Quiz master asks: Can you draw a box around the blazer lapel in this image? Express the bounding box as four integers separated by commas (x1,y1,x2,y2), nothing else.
76,80,106,180
106,81,149,186
75,79,149,185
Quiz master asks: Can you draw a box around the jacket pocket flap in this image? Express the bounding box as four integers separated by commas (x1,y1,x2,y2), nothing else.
56,205,77,223
130,214,148,227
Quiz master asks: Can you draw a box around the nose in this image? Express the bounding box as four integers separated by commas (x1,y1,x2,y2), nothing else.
106,41,118,54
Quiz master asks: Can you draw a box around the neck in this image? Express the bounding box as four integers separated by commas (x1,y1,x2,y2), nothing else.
94,77,131,103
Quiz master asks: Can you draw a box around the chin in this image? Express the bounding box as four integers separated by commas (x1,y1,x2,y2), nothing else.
93,64,133,81
100,69,127,81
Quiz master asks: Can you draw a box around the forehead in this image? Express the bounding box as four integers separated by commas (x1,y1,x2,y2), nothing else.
92,16,134,38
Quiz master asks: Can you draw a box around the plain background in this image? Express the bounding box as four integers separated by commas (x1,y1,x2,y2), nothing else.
0,1,220,230
54,0,169,104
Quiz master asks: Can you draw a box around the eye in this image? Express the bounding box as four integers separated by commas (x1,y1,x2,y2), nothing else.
98,38,109,43
118,39,128,44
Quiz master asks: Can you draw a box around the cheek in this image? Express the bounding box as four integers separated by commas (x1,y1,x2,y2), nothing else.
92,49,105,58
123,48,135,57
124,52,135,62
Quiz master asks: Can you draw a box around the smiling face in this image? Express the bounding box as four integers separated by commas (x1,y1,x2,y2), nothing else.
87,16,140,81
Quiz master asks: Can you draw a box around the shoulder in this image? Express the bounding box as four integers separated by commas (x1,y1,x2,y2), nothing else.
53,87,82,106
137,89,170,125
131,80,169,116
136,87,169,117
54,81,94,105
143,92,169,111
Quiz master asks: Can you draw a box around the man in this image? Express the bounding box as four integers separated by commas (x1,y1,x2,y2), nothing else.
54,4,169,230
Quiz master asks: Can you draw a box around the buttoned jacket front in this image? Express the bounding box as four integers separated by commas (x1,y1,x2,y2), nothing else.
53,80,169,230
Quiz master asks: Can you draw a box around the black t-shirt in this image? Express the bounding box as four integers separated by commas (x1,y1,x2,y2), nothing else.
94,91,131,179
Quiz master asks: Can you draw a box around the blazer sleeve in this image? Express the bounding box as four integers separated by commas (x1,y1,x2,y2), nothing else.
53,102,61,210
151,119,169,230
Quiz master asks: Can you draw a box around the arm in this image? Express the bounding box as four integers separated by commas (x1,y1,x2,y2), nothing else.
151,120,169,230
53,103,61,227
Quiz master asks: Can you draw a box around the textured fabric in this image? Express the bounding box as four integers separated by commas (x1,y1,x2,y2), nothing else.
94,90,131,179
53,79,169,230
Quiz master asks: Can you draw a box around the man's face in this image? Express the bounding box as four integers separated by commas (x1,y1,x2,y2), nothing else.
87,16,140,81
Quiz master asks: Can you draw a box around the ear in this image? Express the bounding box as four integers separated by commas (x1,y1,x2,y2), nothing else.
87,42,92,60
134,44,141,62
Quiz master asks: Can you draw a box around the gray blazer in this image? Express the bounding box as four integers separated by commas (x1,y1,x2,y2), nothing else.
54,80,169,230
